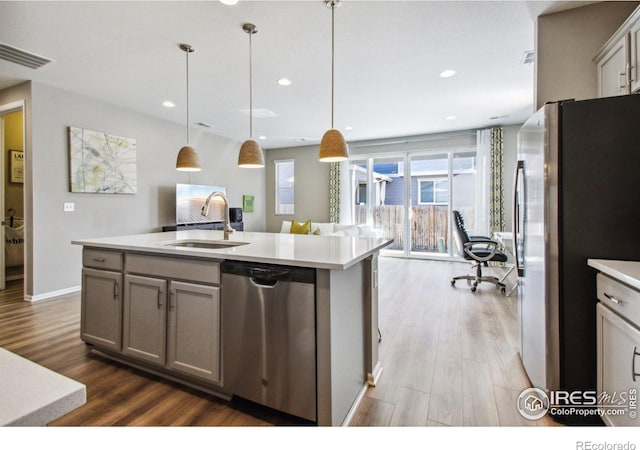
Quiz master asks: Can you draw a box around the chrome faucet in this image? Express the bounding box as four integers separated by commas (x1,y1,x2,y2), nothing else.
201,191,234,240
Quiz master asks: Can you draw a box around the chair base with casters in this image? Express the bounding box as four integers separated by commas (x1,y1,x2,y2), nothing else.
451,262,506,293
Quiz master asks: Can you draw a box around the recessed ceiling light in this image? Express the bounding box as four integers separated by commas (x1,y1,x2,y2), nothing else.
162,100,175,108
277,78,291,86
440,69,456,78
445,115,456,120
219,0,239,5
258,136,267,140
344,126,352,131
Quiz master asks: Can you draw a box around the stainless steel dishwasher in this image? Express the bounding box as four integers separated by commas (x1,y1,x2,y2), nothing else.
221,260,316,422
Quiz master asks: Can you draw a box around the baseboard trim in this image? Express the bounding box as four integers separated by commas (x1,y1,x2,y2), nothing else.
341,382,369,426
367,361,384,386
25,285,81,302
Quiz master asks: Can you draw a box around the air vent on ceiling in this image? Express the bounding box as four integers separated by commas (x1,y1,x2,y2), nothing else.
0,42,54,69
522,50,535,65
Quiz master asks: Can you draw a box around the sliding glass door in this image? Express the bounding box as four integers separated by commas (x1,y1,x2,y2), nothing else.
409,153,449,256
348,156,405,255
348,147,478,259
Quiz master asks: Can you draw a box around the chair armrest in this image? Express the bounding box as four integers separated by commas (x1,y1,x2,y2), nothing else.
463,240,499,262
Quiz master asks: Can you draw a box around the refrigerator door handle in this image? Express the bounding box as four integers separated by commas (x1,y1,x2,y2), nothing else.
513,160,525,277
633,346,640,383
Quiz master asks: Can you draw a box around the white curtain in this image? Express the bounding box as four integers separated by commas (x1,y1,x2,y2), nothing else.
475,129,491,236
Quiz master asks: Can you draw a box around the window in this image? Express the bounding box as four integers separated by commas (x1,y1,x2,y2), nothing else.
357,182,367,205
275,159,295,215
418,178,449,205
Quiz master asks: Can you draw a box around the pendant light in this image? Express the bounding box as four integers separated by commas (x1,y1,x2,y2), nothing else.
176,43,202,172
238,23,265,168
319,0,349,162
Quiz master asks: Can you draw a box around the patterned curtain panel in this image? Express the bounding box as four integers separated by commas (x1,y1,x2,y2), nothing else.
489,127,505,233
329,161,340,223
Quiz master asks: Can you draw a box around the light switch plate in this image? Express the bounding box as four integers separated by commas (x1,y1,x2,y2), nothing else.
64,202,75,212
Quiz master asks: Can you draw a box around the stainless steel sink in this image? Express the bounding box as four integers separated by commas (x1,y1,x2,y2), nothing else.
165,240,249,249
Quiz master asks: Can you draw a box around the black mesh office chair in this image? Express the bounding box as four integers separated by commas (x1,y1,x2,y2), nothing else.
450,210,507,293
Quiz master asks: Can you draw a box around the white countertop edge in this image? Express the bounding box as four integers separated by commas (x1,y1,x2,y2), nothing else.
0,348,87,426
72,230,393,271
587,259,640,291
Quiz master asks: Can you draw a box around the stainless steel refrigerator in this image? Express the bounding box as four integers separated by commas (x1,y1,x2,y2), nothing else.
514,95,640,425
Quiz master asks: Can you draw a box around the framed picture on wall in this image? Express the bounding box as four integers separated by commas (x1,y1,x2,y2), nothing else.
9,150,24,184
243,195,255,212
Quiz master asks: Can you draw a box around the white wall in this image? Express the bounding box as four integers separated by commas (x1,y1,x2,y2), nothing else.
23,82,265,298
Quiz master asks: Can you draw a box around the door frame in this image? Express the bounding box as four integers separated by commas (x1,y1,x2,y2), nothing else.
0,100,26,291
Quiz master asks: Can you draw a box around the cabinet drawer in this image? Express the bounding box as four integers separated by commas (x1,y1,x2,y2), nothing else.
126,253,220,285
597,273,640,325
83,248,123,271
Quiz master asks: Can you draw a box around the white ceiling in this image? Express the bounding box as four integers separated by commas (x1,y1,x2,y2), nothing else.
0,0,585,149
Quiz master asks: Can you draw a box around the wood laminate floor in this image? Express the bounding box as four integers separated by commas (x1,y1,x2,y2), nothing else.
0,258,557,427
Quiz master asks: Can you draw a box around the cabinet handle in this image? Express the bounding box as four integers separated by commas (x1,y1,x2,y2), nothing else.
633,346,640,383
169,291,175,311
113,282,119,300
630,64,636,82
92,257,106,263
604,292,622,305
158,291,164,309
619,71,628,91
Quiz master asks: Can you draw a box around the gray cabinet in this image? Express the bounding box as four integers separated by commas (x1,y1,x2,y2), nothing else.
597,304,640,426
122,254,222,386
596,273,640,426
81,267,122,351
595,6,640,97
167,281,221,384
123,275,167,366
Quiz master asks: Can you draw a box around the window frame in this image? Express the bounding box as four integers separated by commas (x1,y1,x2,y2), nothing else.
417,177,449,205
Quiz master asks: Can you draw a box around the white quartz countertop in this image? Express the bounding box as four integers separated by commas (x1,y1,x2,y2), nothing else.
0,348,86,426
72,230,394,270
588,259,640,291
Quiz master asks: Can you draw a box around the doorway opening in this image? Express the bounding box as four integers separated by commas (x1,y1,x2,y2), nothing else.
0,104,25,288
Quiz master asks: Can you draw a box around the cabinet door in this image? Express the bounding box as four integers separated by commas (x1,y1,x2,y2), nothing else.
167,281,221,385
122,275,167,366
81,268,122,351
630,19,640,93
597,303,640,426
597,34,630,97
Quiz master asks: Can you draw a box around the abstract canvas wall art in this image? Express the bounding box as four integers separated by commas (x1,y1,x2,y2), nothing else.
69,126,137,194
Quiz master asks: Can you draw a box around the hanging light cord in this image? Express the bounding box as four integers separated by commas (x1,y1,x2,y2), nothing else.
185,48,191,145
249,30,254,139
331,1,335,129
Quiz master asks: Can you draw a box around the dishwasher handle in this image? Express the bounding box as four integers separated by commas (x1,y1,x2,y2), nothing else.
248,267,291,288
249,276,278,288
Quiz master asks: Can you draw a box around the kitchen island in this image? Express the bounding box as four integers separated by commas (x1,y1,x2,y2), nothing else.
72,230,392,426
